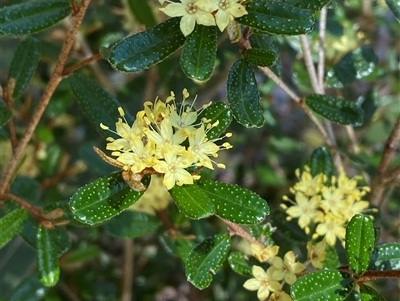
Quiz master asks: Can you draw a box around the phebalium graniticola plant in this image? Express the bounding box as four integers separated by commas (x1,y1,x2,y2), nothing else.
0,0,399,300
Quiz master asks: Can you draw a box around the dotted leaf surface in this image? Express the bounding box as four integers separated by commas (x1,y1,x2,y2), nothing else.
305,94,364,126
104,18,185,72
291,270,353,301
0,0,71,36
0,208,27,249
180,25,217,81
325,46,378,88
359,285,386,301
197,102,232,140
288,0,331,12
170,184,215,219
368,242,400,271
36,225,60,287
228,252,253,276
345,214,375,275
197,180,269,224
8,37,40,99
185,233,231,289
227,59,265,128
69,173,146,225
238,1,314,35
310,146,334,178
244,48,278,67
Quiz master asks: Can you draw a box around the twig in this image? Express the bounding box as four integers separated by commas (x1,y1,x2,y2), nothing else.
62,53,102,76
2,83,18,150
217,215,263,247
0,0,92,195
300,35,321,94
122,238,134,301
1,193,41,216
318,6,328,89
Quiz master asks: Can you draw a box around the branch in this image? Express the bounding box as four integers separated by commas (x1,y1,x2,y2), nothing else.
0,0,92,195
62,53,102,76
122,238,134,301
318,6,328,89
299,35,321,94
217,215,263,247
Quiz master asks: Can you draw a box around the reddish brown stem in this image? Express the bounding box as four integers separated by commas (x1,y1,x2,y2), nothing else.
2,84,18,150
217,215,263,247
62,53,102,76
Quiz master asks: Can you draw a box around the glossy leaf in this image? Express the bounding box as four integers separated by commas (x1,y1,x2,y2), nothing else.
197,180,269,224
7,275,48,301
0,97,12,128
227,59,264,128
170,184,215,219
181,25,216,81
0,0,71,36
249,33,278,54
104,210,161,238
228,252,253,276
185,233,231,289
197,102,232,140
8,37,40,99
386,0,400,20
310,146,334,178
291,270,353,301
288,0,331,12
368,242,400,270
127,0,156,28
305,94,364,126
0,208,27,248
359,285,386,301
103,18,185,72
238,2,314,35
69,173,147,225
244,48,278,67
345,214,375,275
69,73,130,138
36,225,60,287
326,46,378,88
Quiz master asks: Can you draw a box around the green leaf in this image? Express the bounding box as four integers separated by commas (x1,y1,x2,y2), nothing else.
197,102,232,140
10,176,41,205
197,180,269,224
0,0,71,36
249,33,278,54
69,73,130,138
323,245,339,270
359,285,386,301
104,210,161,238
36,225,60,287
170,184,215,219
8,37,40,99
291,270,353,301
180,25,216,81
0,97,12,128
7,275,48,301
355,89,378,128
345,214,375,275
127,0,156,28
288,0,331,12
69,173,147,225
238,1,314,35
368,242,400,270
103,18,185,72
244,48,278,67
228,252,253,276
185,233,231,289
326,46,379,88
227,59,264,128
310,146,334,178
159,235,195,263
305,94,364,126
0,208,27,248
386,0,400,20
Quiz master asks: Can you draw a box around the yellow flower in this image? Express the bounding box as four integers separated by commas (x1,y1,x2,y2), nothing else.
306,240,326,269
269,290,293,301
195,0,248,32
292,166,325,197
251,244,279,263
160,0,215,36
271,251,305,285
314,213,346,246
320,186,346,215
243,266,281,301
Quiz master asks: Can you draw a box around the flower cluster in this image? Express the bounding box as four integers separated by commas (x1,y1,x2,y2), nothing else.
281,166,371,246
99,89,232,191
159,0,248,36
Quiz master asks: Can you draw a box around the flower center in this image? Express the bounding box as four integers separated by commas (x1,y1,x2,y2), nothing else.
187,4,197,14
219,0,229,10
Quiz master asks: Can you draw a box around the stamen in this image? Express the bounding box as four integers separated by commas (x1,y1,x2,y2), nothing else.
118,107,125,117
100,123,109,130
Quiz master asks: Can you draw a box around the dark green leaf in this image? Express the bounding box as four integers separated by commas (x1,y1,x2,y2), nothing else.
244,48,278,67
61,244,101,266
359,285,386,301
227,59,264,128
310,146,334,178
180,25,216,81
238,2,314,35
7,275,48,301
368,242,400,270
228,252,253,276
197,180,269,224
323,245,339,270
291,270,353,301
0,208,27,248
37,144,62,177
103,18,185,72
355,89,378,128
305,94,364,126
385,0,400,21
185,233,231,289
326,46,379,88
249,33,278,54
8,37,40,99
104,210,161,238
197,102,232,140
288,0,331,12
79,143,117,177
170,184,215,219
69,173,147,225
43,201,88,228
127,0,156,28
10,176,41,205
36,225,60,287
0,98,12,128
0,0,71,36
69,73,130,138
345,214,375,275
159,235,195,263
